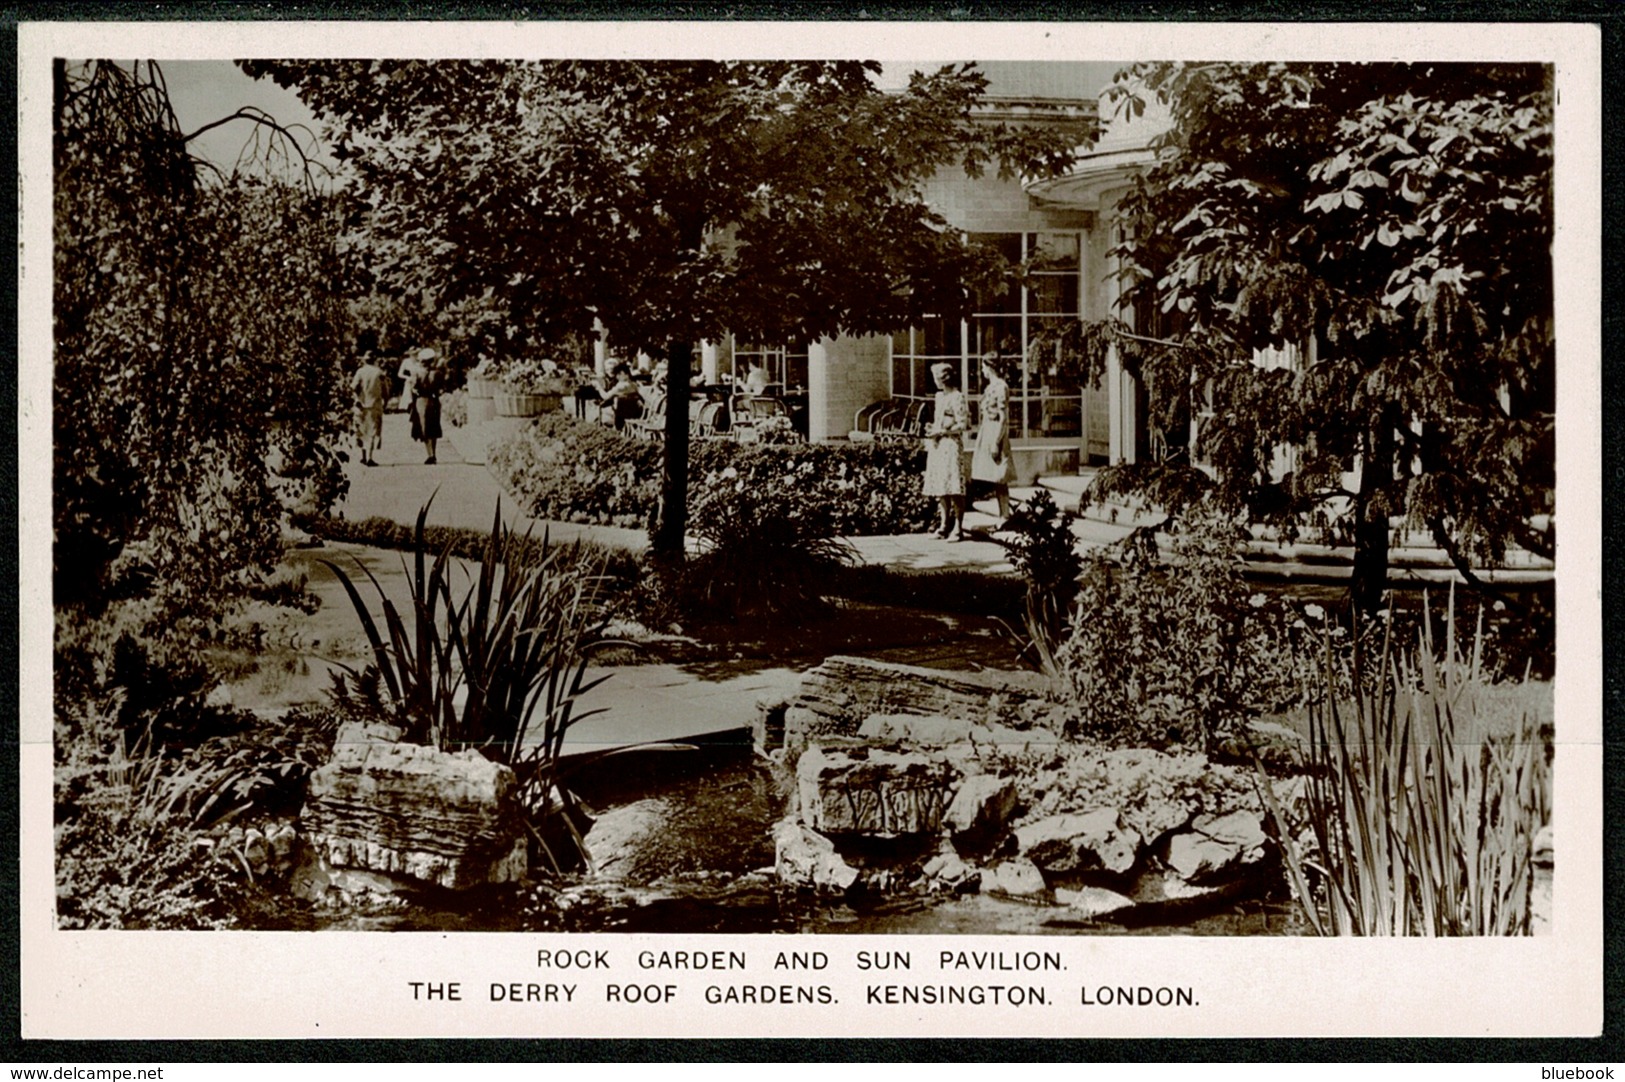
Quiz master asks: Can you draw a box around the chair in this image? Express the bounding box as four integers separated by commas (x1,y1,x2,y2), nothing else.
629,393,667,440
849,400,888,441
730,394,798,443
872,400,912,439
905,399,934,437
693,400,726,439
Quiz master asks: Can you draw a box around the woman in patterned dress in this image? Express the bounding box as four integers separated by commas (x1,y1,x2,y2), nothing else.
970,352,1014,523
921,362,970,541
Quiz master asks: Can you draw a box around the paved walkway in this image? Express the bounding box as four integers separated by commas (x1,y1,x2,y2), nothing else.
339,411,1549,586
292,409,1549,752
335,409,648,551
340,410,1040,574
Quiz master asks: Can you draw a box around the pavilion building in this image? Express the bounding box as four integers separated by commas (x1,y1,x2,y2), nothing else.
697,61,1177,483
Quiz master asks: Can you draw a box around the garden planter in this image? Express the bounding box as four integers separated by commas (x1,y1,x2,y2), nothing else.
495,390,562,417
1009,439,1081,487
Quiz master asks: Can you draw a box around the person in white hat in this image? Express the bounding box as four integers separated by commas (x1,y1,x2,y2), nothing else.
397,346,435,407
922,361,970,541
404,347,442,464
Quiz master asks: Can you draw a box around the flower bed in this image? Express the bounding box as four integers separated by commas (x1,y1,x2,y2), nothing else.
488,412,936,536
489,413,661,529
688,439,936,537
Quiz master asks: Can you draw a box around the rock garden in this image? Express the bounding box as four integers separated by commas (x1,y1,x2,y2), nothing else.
53,483,1551,939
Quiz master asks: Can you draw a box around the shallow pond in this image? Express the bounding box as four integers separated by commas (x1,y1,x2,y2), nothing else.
304,742,1308,937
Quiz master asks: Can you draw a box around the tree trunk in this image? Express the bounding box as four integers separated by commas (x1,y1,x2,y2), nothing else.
1350,419,1393,617
651,339,693,555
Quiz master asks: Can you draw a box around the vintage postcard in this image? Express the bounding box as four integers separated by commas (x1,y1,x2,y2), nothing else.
18,19,1603,1039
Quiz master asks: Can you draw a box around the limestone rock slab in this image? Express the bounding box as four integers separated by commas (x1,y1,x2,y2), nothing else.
1165,810,1268,884
796,746,961,835
944,774,1020,841
1015,808,1142,876
1055,885,1136,918
773,820,859,892
784,656,1051,745
984,858,1047,897
302,723,527,890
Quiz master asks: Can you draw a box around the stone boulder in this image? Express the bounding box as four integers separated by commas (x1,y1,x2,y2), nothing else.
581,798,667,880
1055,885,1136,919
1164,810,1269,885
1015,808,1142,877
781,656,1051,748
302,722,528,891
921,844,981,893
796,746,961,835
983,858,1047,897
944,774,1020,845
773,820,859,892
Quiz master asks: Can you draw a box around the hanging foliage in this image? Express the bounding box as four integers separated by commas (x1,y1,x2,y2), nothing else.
54,60,353,612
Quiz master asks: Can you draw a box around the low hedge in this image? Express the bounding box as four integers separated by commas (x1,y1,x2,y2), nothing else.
488,412,936,537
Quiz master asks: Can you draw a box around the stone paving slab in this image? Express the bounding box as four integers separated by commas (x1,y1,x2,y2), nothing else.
561,662,805,755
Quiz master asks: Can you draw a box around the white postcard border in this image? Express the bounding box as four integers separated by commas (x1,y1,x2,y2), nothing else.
17,18,1604,1041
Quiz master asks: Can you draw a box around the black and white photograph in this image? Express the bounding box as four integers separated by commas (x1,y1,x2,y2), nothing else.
18,19,1603,1040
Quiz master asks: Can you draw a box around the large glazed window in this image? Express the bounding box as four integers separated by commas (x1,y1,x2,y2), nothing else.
726,341,809,395
891,231,1090,441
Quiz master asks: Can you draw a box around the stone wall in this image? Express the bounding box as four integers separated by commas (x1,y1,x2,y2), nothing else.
767,656,1288,926
775,726,1281,925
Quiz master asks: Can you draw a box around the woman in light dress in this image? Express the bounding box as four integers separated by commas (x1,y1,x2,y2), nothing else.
397,347,433,410
921,362,971,541
970,352,1015,523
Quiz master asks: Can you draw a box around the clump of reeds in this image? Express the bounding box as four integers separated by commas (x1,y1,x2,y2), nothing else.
1259,589,1551,935
324,498,628,871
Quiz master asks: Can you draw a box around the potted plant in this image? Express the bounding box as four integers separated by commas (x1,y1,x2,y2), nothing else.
494,358,572,417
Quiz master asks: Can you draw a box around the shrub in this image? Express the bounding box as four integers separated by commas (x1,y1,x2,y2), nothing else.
1051,505,1309,749
680,459,855,621
990,489,1081,678
488,412,937,537
488,413,660,528
687,439,936,538
55,62,350,616
54,696,345,929
55,600,253,755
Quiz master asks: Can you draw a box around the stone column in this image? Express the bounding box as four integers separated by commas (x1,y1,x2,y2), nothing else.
809,335,891,442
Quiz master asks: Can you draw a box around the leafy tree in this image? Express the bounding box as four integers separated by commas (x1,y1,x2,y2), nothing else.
241,60,1082,553
1061,62,1552,613
54,60,353,613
